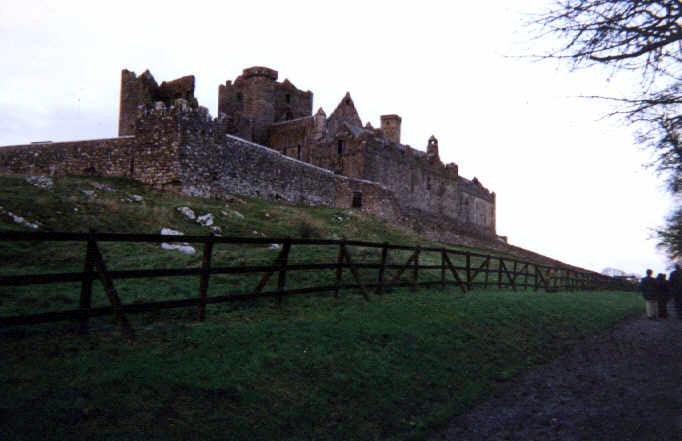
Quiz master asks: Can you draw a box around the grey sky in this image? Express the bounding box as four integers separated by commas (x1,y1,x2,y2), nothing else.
0,0,674,275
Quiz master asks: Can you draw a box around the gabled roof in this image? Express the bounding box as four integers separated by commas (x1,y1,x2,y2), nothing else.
326,92,362,139
328,92,362,127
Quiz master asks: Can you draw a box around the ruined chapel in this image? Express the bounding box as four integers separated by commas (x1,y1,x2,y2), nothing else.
0,67,497,240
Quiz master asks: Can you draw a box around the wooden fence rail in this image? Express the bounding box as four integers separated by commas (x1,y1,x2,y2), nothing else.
0,231,635,336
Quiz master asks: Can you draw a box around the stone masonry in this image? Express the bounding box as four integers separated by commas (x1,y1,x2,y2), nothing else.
0,66,497,241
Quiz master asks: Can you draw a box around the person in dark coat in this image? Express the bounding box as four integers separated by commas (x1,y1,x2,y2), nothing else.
669,264,682,319
640,269,658,319
655,273,670,318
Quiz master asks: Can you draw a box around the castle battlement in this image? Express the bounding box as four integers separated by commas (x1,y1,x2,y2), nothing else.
241,66,278,81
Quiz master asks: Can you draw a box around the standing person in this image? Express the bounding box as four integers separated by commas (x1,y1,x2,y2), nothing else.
655,273,670,319
640,269,658,319
669,264,682,319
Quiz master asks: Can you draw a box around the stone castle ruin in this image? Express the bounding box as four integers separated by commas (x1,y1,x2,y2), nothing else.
0,67,497,241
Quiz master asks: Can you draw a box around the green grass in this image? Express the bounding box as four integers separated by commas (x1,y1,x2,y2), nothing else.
0,174,643,440
0,287,641,441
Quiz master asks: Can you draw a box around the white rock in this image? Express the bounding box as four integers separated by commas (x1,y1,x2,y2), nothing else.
90,182,115,192
232,211,244,218
269,243,282,249
220,210,229,217
197,213,214,226
128,194,143,202
7,211,39,229
177,206,196,220
81,189,95,197
160,228,196,254
25,175,53,190
161,243,196,255
210,225,222,233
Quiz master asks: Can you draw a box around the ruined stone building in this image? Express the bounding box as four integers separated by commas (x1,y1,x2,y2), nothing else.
0,67,497,240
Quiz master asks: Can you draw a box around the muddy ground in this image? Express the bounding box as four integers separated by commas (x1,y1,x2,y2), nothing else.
431,313,681,441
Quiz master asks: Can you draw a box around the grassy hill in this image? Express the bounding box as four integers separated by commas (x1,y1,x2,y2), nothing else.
0,174,642,440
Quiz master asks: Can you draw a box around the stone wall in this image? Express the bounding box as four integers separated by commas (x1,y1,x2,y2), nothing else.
130,102,187,188
148,105,401,219
361,136,495,238
0,137,134,177
267,116,315,162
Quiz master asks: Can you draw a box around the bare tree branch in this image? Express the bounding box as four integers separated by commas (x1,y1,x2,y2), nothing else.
529,0,682,261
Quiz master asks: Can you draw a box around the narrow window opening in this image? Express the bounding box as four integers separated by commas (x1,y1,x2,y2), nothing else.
285,94,291,103
129,158,135,176
352,192,362,209
337,140,344,155
297,145,302,160
237,92,243,102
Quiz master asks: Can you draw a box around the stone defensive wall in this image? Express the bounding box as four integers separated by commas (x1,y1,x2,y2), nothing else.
0,103,401,223
361,137,495,238
0,137,135,178
162,103,399,219
0,100,495,241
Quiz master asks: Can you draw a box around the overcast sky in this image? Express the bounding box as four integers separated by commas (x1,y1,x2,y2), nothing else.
0,0,675,275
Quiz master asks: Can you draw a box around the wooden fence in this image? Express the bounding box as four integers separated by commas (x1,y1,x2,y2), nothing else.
0,231,634,337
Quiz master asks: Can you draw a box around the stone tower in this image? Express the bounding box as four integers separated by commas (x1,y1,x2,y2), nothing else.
119,69,197,136
218,66,312,144
381,114,402,144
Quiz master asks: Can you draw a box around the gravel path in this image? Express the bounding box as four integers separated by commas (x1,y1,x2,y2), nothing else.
431,314,681,441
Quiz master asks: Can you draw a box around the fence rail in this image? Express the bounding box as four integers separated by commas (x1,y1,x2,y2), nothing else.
0,231,634,337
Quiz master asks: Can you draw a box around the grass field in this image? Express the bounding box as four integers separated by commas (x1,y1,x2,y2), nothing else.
0,287,641,441
0,174,642,440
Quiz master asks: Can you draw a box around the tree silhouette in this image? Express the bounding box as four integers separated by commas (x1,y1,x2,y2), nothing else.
532,0,681,259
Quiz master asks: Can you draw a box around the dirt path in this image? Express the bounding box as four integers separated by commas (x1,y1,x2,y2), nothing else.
431,314,681,441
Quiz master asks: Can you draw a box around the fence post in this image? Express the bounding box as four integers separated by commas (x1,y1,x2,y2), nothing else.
466,253,471,290
276,239,291,308
512,261,518,291
334,242,345,298
197,234,214,321
441,249,446,290
90,240,134,338
376,243,388,295
498,257,503,289
341,244,370,301
411,246,420,292
484,257,489,289
78,233,96,333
